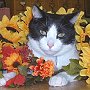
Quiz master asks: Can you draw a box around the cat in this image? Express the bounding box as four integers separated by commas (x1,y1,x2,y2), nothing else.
28,5,79,86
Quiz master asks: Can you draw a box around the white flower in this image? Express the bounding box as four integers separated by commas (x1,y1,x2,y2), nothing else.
0,78,6,86
3,72,16,81
0,72,16,86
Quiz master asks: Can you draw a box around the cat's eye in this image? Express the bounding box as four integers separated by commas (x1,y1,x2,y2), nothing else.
58,33,65,38
40,30,47,36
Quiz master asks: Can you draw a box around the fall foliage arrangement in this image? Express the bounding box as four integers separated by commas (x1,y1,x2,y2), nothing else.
0,6,90,88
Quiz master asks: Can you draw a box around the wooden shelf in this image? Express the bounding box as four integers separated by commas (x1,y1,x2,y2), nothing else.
0,81,90,90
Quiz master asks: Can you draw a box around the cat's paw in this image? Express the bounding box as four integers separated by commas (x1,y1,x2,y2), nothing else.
49,75,68,87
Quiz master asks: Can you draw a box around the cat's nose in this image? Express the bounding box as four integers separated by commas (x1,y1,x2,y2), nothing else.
47,41,54,48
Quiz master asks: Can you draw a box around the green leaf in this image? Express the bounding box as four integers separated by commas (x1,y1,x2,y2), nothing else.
27,74,33,79
0,61,3,78
0,61,2,69
74,75,83,80
9,84,15,88
0,71,3,78
63,64,70,71
25,75,35,86
34,76,43,82
63,59,83,75
75,75,88,81
30,57,38,65
18,65,28,76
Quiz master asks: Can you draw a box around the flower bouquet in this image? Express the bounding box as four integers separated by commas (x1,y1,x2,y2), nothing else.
0,6,54,87
0,44,54,87
0,6,90,88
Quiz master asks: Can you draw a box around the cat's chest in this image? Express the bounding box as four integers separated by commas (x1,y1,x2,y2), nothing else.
32,48,57,64
28,39,79,70
30,48,69,65
31,49,70,70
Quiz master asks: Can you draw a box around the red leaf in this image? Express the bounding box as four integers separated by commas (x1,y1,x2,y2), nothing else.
14,74,26,86
5,77,15,87
2,46,16,58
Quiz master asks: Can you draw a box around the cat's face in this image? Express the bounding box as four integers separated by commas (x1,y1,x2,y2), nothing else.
28,6,79,55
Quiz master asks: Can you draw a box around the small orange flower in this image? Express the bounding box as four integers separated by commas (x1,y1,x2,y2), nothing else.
29,58,54,79
40,60,54,79
29,65,35,70
2,45,30,73
36,57,44,65
4,53,22,73
4,53,22,66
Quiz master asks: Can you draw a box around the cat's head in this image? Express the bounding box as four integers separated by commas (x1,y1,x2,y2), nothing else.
28,5,79,56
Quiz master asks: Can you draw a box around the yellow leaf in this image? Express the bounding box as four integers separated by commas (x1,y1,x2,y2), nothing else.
0,28,11,39
20,7,32,25
75,25,84,35
25,7,32,17
56,7,66,14
77,11,84,20
79,61,84,67
13,43,20,48
10,33,20,42
75,11,86,25
0,41,2,52
10,15,19,23
75,35,80,42
85,24,90,36
47,11,53,14
80,69,87,76
80,19,88,24
80,57,90,67
76,43,89,50
39,6,43,10
80,68,90,76
67,8,74,14
82,47,90,55
86,78,90,84
21,16,27,23
2,15,9,27
26,6,32,12
0,21,3,29
76,43,81,50
17,21,29,35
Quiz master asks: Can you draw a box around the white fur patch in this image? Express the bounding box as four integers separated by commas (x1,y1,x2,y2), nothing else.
70,13,80,24
39,24,63,55
32,6,42,18
47,24,57,39
49,72,77,86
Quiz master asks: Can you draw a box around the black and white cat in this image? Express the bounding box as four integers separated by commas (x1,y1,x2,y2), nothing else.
28,5,79,86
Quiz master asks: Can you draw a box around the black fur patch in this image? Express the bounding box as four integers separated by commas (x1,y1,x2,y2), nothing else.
28,7,77,45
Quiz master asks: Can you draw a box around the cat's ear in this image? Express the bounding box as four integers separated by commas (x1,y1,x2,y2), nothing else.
69,12,80,24
32,5,43,18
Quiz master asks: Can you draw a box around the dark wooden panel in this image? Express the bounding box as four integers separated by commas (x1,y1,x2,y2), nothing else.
5,0,85,16
5,0,14,16
84,0,90,17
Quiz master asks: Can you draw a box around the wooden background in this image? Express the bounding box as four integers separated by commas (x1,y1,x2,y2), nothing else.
5,0,90,17
5,0,85,16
